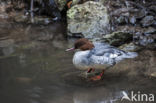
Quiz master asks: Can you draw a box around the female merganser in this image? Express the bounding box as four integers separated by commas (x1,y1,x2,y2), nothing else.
66,38,138,80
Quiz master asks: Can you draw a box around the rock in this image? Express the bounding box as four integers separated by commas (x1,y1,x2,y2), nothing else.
0,39,15,56
55,0,80,11
116,16,126,24
32,16,52,24
150,72,156,78
55,0,67,11
139,36,154,46
129,16,136,24
14,15,29,23
0,39,14,47
144,27,156,34
72,0,81,5
42,0,61,19
149,5,156,13
102,31,133,46
67,1,110,38
134,9,146,19
140,16,155,27
119,42,141,52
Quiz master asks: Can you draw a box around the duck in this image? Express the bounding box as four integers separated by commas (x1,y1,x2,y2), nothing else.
66,38,138,80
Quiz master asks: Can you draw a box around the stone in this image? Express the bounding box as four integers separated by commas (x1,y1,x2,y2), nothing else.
144,27,156,34
116,16,126,24
150,72,156,78
14,15,29,23
67,1,110,39
102,31,133,46
0,39,14,47
129,16,136,24
149,5,156,13
140,16,155,27
55,0,67,11
119,42,141,52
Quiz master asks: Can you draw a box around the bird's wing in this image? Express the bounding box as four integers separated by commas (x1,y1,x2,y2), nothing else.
91,42,125,58
88,42,137,65
87,42,127,65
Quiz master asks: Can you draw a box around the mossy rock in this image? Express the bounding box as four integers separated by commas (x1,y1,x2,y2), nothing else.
102,31,133,46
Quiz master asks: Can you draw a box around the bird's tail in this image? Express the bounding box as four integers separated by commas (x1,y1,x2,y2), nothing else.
115,52,138,63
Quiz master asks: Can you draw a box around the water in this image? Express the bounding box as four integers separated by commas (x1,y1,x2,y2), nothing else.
0,23,156,103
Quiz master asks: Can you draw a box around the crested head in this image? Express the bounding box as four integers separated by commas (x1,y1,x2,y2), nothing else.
74,38,94,51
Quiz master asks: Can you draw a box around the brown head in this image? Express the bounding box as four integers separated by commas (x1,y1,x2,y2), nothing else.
66,38,94,51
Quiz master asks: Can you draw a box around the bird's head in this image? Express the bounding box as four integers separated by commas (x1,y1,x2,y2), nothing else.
66,38,94,51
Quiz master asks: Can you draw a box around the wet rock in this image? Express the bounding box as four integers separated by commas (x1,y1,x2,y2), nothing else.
14,14,53,24
140,16,155,27
1,46,14,56
30,16,52,24
129,16,136,24
0,39,15,56
67,1,110,38
40,0,61,19
139,36,154,46
55,0,67,11
111,8,130,16
55,0,82,11
119,42,141,52
102,31,133,46
149,5,156,13
0,39,14,47
144,27,156,35
14,14,29,23
150,72,156,78
134,9,146,19
55,0,81,11
116,16,126,24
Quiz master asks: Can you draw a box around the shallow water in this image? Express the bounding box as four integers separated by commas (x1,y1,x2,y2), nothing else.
0,23,156,103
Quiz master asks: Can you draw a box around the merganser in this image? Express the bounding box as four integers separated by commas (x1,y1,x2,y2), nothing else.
66,38,138,80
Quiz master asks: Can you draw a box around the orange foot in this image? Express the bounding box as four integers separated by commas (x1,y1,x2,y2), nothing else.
90,75,102,81
89,70,104,81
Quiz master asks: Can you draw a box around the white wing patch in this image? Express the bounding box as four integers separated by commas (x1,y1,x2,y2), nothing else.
110,54,118,58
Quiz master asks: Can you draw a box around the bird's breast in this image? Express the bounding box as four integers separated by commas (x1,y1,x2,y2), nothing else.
73,51,90,70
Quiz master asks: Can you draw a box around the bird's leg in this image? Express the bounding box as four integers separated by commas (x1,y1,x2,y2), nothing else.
87,68,95,73
90,70,105,81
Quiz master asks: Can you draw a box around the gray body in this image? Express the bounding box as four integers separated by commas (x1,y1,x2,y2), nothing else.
73,42,137,70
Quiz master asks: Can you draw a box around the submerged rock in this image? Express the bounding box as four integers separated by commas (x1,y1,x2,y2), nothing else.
67,1,110,38
0,39,15,56
0,39,14,47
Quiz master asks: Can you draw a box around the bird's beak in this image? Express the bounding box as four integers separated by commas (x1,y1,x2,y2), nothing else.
65,47,75,52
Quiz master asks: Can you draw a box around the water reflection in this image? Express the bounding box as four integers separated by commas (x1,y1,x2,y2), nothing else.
73,88,123,103
0,23,155,103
